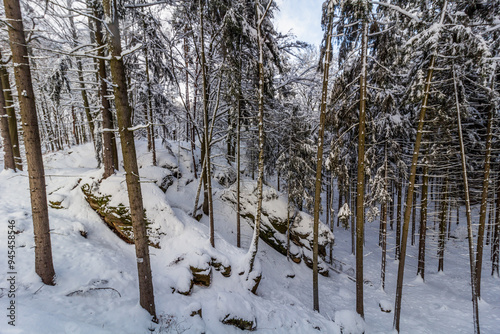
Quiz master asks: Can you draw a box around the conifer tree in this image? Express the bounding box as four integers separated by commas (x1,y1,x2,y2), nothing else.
4,0,56,285
102,0,156,319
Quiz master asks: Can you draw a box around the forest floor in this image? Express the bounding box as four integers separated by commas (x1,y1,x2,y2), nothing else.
0,140,499,333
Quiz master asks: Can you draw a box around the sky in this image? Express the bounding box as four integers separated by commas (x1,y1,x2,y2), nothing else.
273,0,325,47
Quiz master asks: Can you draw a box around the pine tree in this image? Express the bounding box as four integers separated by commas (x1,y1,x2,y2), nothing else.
4,0,56,285
102,0,156,319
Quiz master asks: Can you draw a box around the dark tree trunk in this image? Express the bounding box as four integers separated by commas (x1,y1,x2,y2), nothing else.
0,71,15,170
380,143,388,290
412,183,417,246
417,162,429,280
199,0,214,247
395,174,402,261
492,174,499,277
437,175,448,272
453,63,480,334
475,94,494,299
389,180,394,230
0,52,22,170
355,19,368,319
312,6,334,312
4,0,56,285
102,0,156,319
91,2,118,176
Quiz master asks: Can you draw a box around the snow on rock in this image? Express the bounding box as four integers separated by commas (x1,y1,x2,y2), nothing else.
221,181,334,275
379,299,393,313
334,310,366,334
217,291,257,331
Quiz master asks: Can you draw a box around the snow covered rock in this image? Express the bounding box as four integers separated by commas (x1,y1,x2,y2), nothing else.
221,182,334,275
215,167,236,187
334,310,365,334
379,299,393,313
217,292,257,331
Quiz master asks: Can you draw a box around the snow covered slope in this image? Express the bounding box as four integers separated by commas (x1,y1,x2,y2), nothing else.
0,140,499,333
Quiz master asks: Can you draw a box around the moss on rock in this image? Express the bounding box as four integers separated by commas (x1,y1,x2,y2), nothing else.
81,183,159,248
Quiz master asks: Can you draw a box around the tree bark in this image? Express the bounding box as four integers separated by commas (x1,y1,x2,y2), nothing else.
312,3,334,312
412,183,417,245
474,79,495,299
199,0,215,247
417,161,429,280
0,70,15,171
4,0,56,285
437,175,448,272
92,5,116,178
144,29,157,166
492,174,499,277
395,174,402,261
453,64,480,334
68,4,94,147
102,0,156,319
355,19,368,319
236,87,241,248
247,0,272,279
0,52,21,170
380,143,388,290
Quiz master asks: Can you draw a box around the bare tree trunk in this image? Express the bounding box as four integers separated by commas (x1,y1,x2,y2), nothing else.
395,175,402,261
236,90,241,248
355,18,368,319
380,143,388,290
144,45,157,166
337,181,343,227
437,175,448,272
199,0,215,247
453,64,480,334
92,5,116,178
102,0,156,319
393,4,447,330
492,174,499,277
417,161,429,280
68,3,94,147
0,71,15,170
389,180,394,230
475,77,495,299
329,172,335,263
72,106,80,146
486,199,492,245
247,0,272,279
4,0,56,285
312,3,334,312
412,184,417,246
351,178,356,255
0,52,21,170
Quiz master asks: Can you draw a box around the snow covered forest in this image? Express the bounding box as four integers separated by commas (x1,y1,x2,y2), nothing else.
0,0,499,333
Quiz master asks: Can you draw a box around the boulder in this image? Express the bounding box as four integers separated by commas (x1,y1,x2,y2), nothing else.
217,292,257,331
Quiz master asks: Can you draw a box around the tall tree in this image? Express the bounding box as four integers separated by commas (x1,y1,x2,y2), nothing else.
312,0,334,312
453,64,480,334
3,0,56,285
246,0,273,286
102,0,156,319
198,0,215,247
393,2,448,331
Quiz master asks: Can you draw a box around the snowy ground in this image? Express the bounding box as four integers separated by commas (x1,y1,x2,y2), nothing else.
0,140,499,333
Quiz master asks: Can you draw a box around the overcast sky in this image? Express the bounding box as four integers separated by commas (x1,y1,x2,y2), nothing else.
273,0,325,47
